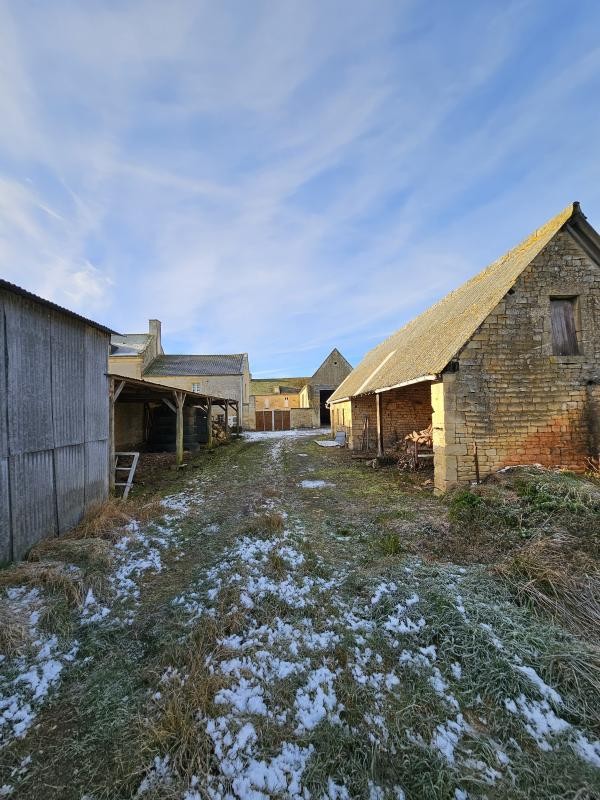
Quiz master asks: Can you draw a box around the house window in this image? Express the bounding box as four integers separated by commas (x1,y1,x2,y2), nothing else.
550,297,579,355
284,396,289,408
192,383,202,393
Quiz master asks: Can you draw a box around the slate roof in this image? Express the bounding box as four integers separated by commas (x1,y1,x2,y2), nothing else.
330,202,598,403
110,333,152,356
144,354,246,377
0,278,116,335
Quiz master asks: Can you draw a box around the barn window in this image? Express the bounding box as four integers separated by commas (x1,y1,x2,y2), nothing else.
192,383,201,392
550,297,579,355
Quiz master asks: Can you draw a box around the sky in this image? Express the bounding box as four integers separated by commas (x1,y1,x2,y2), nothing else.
1,1,600,378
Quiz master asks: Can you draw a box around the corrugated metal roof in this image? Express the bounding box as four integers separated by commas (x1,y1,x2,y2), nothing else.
0,278,115,335
144,354,246,376
330,203,580,403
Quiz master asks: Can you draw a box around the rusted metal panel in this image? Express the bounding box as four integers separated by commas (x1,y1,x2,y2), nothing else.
0,459,10,563
85,439,109,513
54,444,86,534
51,311,85,447
5,293,54,455
85,327,109,442
0,297,7,459
9,451,57,560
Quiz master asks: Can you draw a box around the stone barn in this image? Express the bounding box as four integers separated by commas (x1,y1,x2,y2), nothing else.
329,203,600,492
0,279,113,561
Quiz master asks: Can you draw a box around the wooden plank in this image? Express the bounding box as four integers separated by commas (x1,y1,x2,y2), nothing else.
551,299,579,355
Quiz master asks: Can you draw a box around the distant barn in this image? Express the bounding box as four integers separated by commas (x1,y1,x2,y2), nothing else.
0,280,113,561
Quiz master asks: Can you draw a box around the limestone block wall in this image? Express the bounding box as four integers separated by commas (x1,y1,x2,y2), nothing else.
290,408,314,429
380,383,432,449
115,403,145,449
434,229,600,491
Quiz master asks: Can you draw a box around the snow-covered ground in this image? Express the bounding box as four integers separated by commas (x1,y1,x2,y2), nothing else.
243,428,331,442
137,438,600,799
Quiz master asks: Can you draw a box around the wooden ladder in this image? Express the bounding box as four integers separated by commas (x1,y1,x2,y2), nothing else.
114,451,140,499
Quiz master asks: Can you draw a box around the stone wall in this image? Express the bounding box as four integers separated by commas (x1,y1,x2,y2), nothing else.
434,229,600,491
290,408,315,429
115,403,145,449
380,383,432,449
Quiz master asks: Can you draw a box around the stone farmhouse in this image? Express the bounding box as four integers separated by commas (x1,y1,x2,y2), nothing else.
109,319,251,440
250,349,352,430
329,203,600,492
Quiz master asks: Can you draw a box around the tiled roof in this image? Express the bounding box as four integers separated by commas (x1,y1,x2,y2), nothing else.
330,203,585,402
144,354,246,376
0,278,116,335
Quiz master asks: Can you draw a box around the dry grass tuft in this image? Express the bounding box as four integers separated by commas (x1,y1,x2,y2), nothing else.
65,497,164,543
135,624,227,784
0,561,83,606
495,532,600,641
0,606,29,657
244,511,286,536
28,537,113,572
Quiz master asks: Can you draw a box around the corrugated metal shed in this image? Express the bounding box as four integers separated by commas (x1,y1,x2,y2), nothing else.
0,280,111,561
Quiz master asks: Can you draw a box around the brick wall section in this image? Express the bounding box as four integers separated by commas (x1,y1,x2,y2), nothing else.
380,383,432,448
434,229,600,491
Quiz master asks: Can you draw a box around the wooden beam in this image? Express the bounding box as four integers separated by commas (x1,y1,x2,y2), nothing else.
207,397,213,449
224,399,230,439
174,390,186,466
109,378,117,491
114,380,126,402
162,398,176,414
376,392,384,457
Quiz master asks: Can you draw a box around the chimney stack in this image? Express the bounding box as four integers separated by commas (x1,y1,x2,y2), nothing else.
149,319,163,354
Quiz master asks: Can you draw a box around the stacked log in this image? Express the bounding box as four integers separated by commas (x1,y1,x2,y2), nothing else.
211,420,228,444
404,423,433,448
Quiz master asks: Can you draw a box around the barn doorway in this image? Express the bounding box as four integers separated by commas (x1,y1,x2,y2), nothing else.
320,390,334,426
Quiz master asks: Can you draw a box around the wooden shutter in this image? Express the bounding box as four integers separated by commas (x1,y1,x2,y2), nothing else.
550,298,579,356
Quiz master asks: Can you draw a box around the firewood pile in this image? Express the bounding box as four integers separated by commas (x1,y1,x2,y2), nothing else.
404,423,433,448
211,420,228,443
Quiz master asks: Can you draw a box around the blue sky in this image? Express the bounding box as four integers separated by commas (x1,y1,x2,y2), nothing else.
1,0,599,377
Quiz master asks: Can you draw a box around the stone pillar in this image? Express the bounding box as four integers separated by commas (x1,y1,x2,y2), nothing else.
432,374,458,494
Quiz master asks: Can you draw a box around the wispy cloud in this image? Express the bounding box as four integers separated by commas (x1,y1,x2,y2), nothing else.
1,0,599,374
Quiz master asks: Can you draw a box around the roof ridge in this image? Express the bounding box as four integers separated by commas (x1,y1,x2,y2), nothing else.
330,202,579,402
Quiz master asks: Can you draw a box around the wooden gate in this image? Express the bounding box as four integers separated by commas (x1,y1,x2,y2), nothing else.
255,410,290,431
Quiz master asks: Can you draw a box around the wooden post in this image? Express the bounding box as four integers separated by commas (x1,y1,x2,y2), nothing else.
108,379,125,492
376,393,384,457
174,391,185,466
207,397,213,449
236,401,241,434
224,400,230,439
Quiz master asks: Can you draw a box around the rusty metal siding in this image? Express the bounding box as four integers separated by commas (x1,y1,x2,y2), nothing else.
51,311,85,447
54,444,86,533
85,439,108,513
5,293,54,455
9,451,57,560
0,459,10,562
85,327,109,442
